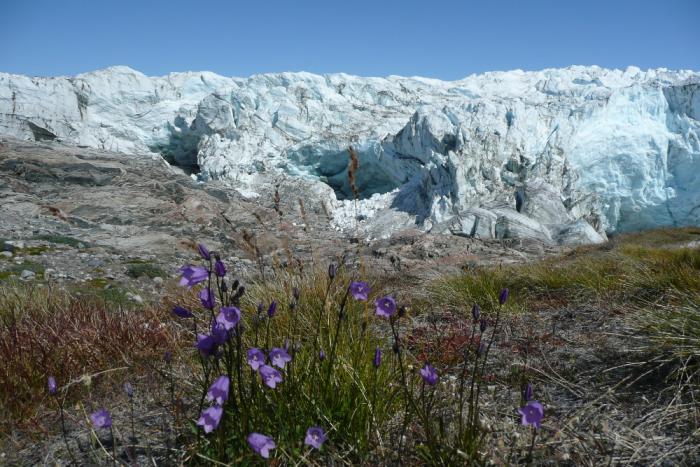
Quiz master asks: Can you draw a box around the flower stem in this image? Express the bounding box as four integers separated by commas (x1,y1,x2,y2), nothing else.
58,399,78,466
526,427,538,465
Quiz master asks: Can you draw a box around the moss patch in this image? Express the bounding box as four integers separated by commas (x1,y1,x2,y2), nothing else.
0,261,46,281
32,234,84,248
20,245,51,256
126,261,166,279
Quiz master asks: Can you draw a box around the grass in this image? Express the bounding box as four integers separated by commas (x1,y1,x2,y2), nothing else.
427,227,700,316
0,261,46,281
620,291,700,384
32,234,85,248
125,260,166,279
167,267,403,463
2,227,699,465
68,278,133,305
0,280,180,432
19,245,52,256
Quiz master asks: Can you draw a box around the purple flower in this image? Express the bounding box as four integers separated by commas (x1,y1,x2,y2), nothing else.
523,383,533,402
267,300,277,318
480,318,487,333
304,426,327,449
319,348,326,361
47,376,57,396
124,382,134,398
216,306,241,331
518,400,544,428
471,303,480,321
199,287,215,309
420,363,438,386
214,259,226,278
270,347,292,369
198,243,211,261
349,281,370,301
375,295,397,318
206,376,230,405
247,348,266,370
172,305,193,318
164,350,172,364
178,265,208,288
499,287,509,305
259,365,283,388
197,405,223,434
247,432,276,459
196,334,216,357
373,346,382,368
90,409,112,429
210,322,228,345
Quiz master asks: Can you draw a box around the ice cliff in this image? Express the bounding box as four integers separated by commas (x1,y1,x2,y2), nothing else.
1,65,699,244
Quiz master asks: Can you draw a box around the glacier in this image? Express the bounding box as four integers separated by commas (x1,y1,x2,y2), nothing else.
1,65,699,244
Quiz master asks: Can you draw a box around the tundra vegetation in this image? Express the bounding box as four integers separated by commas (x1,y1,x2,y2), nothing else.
0,225,699,465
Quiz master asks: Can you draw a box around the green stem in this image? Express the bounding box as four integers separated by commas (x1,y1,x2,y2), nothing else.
472,306,502,430
324,288,349,388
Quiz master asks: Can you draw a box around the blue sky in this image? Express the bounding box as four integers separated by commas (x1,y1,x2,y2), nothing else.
1,0,698,80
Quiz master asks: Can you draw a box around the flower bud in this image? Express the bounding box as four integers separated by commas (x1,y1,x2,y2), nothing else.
499,288,509,305
198,243,211,261
328,263,337,279
47,376,57,396
480,318,487,333
214,259,227,278
471,303,480,321
373,347,382,368
267,300,277,318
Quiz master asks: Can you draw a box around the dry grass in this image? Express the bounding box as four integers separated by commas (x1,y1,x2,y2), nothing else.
3,226,699,464
0,280,181,433
426,226,700,315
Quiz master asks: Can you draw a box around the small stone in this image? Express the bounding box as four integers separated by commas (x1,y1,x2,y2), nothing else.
152,276,164,286
44,268,56,279
0,251,12,258
126,293,144,304
6,241,25,250
20,270,36,280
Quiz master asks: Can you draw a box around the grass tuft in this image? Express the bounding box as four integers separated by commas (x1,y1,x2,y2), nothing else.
0,280,180,431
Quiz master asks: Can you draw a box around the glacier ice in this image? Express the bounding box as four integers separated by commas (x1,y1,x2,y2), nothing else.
1,65,699,244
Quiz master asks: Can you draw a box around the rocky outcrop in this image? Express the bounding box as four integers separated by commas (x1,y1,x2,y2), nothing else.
1,65,699,244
